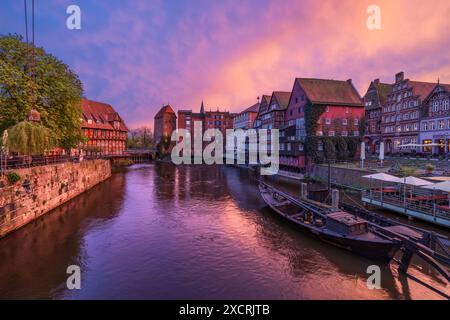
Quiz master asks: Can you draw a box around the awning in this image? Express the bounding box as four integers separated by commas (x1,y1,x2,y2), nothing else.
362,173,402,183
423,181,450,192
400,176,434,186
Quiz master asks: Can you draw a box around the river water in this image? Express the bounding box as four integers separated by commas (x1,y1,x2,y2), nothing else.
0,164,448,299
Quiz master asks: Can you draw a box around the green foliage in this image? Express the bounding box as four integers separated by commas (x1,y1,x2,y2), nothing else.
346,137,359,159
359,115,366,138
0,34,84,150
323,138,336,160
426,163,435,171
399,165,416,177
7,171,21,184
335,136,348,160
6,121,54,155
127,126,154,149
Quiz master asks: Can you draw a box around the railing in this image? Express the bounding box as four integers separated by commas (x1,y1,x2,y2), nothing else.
362,186,450,221
0,154,104,175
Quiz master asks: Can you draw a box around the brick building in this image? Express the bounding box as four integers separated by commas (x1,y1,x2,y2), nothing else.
380,72,435,154
279,78,364,171
233,101,260,130
154,104,177,144
419,82,450,155
363,79,392,154
178,101,235,152
81,99,128,155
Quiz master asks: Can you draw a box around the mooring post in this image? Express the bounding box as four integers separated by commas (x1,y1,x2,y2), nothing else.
398,249,414,274
331,189,339,210
300,183,308,200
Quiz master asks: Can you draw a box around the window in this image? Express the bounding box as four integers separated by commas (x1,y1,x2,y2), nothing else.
439,120,445,129
429,121,435,130
287,143,291,151
329,131,335,137
342,131,348,137
298,144,304,151
444,99,449,110
354,118,359,125
342,118,347,125
345,107,349,114
423,140,432,152
326,106,330,112
422,122,428,131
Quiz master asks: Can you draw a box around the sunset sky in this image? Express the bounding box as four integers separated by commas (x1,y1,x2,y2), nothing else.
1,0,450,129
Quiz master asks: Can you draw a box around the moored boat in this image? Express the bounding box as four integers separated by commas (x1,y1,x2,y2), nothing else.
259,182,401,261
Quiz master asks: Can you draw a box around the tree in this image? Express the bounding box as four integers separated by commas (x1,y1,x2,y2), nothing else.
6,121,54,155
0,34,84,151
126,126,154,149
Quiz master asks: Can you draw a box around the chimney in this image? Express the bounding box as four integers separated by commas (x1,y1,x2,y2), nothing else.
374,78,380,84
395,72,404,83
346,79,352,84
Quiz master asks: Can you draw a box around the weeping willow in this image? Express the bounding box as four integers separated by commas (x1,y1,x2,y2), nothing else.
5,121,55,155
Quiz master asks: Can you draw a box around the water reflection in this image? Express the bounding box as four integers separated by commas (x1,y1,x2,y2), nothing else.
0,164,447,299
0,170,126,299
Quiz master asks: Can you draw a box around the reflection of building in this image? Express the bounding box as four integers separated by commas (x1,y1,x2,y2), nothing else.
280,78,364,171
380,72,435,154
81,99,128,155
419,82,450,155
154,105,177,144
363,79,392,154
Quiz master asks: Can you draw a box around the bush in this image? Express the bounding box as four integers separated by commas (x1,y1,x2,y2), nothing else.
399,166,416,177
7,172,21,184
426,163,435,171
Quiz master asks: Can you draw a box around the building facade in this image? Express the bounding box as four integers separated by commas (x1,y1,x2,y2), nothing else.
154,105,177,144
419,83,450,155
81,99,128,155
233,101,259,130
380,72,435,154
280,78,364,171
363,79,392,154
253,95,272,129
178,101,235,154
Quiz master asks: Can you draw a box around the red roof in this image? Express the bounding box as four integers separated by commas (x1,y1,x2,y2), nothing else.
270,91,291,110
81,99,128,132
155,105,176,118
408,80,439,100
241,102,260,114
296,78,363,106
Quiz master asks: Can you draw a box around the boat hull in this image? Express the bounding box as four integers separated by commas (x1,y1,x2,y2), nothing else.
259,184,400,262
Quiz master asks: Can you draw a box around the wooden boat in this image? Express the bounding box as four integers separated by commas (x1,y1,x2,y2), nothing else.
259,182,401,261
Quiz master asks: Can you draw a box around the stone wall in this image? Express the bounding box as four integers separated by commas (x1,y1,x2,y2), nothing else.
0,159,111,238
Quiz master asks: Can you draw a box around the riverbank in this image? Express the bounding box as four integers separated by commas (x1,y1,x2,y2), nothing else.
0,159,111,238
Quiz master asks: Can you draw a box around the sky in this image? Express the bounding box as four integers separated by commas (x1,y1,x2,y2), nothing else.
1,0,450,129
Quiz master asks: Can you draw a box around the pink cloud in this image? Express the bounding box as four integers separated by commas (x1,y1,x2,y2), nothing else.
67,0,450,129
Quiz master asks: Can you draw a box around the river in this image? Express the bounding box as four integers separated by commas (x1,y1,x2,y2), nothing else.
0,163,447,299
